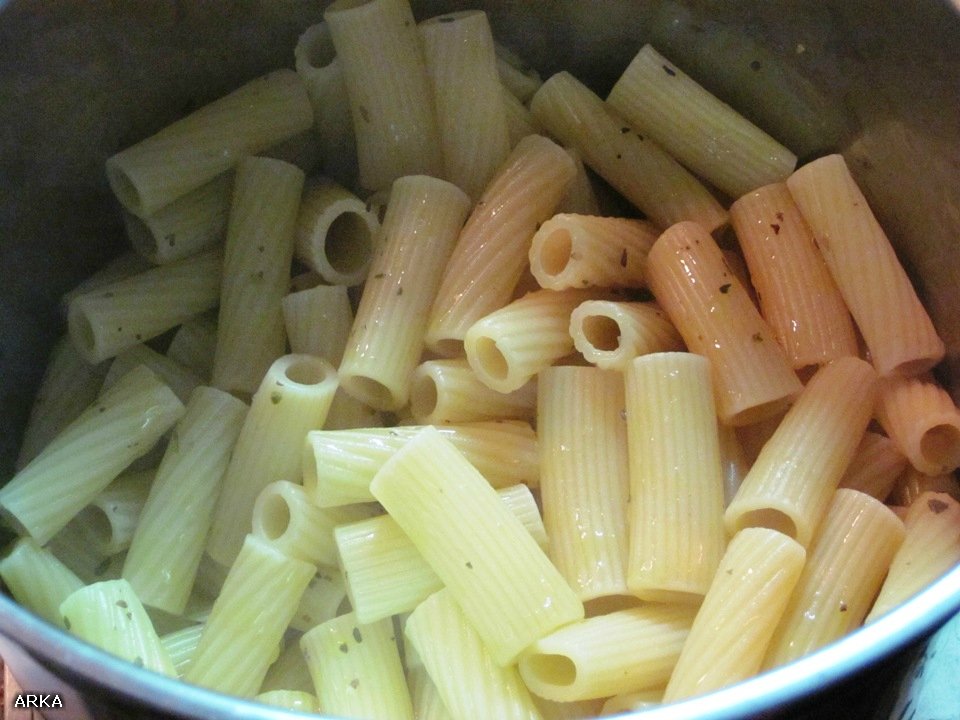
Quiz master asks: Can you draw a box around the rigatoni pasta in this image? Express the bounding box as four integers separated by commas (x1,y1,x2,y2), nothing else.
786,153,945,377
569,300,683,372
646,221,801,426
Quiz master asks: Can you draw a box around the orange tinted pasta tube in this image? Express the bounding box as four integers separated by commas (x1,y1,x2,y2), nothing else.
426,134,575,356
875,373,960,476
786,154,944,377
730,182,857,368
646,221,801,426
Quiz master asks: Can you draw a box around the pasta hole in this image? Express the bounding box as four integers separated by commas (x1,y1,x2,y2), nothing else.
920,424,960,470
76,506,113,551
260,493,292,541
430,338,464,358
475,337,509,381
410,372,439,419
732,509,797,540
525,653,577,686
284,358,331,386
71,312,98,355
122,213,158,261
106,164,144,216
302,26,336,68
581,315,621,352
343,376,396,410
325,211,373,277
539,229,573,277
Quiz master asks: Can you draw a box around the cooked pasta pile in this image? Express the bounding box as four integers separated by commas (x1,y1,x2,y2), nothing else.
2,0,960,718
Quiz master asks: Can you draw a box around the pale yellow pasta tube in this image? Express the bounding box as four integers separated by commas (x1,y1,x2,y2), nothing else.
729,182,858,368
250,480,341,566
625,352,726,601
557,148,600,216
529,214,657,291
301,612,414,720
165,313,217,381
370,427,584,666
260,641,314,695
123,387,247,614
67,469,153,557
501,85,540,146
16,335,107,469
303,421,538,507
61,251,153,310
875,373,960,476
407,659,456,720
839,431,909,501
538,367,630,601
206,354,338,566
529,71,727,234
725,356,878,547
282,284,354,366
409,358,536,425
464,288,597,394
763,489,904,668
607,45,797,198
646,221,801,425
569,300,683,372
289,566,348,632
105,69,312,216
405,589,543,720
294,22,357,185
0,366,183,544
123,173,232,265
518,604,696,702
786,154,944,377
339,175,470,411
0,538,83,627
211,156,304,396
600,690,663,716
160,624,203,678
67,249,222,365
325,0,442,192
337,484,548,624
426,134,576,356
101,343,202,405
420,10,511,200
662,528,806,702
294,179,380,286
185,535,314,696
866,492,960,622
60,579,176,676
495,42,542,103
718,424,750,507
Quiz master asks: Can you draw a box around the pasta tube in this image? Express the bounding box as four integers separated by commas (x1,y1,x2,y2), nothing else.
662,528,806,702
426,134,576,356
0,538,83,627
529,71,727,234
625,352,726,601
325,0,442,191
67,249,222,365
569,300,683,372
725,356,878,547
339,175,470,411
518,604,696,701
763,489,904,668
60,579,176,676
206,354,338,566
301,612,414,720
729,182,858,368
529,214,657,291
105,69,312,216
370,427,584,666
786,154,944,377
211,156,304,396
0,365,183,544
123,386,247,614
646,221,801,425
406,589,543,720
538,367,630,601
607,44,797,198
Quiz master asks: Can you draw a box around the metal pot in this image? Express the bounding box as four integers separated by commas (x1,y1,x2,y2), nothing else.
0,1,958,718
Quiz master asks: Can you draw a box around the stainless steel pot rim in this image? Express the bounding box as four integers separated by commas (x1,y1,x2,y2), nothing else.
0,563,958,719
